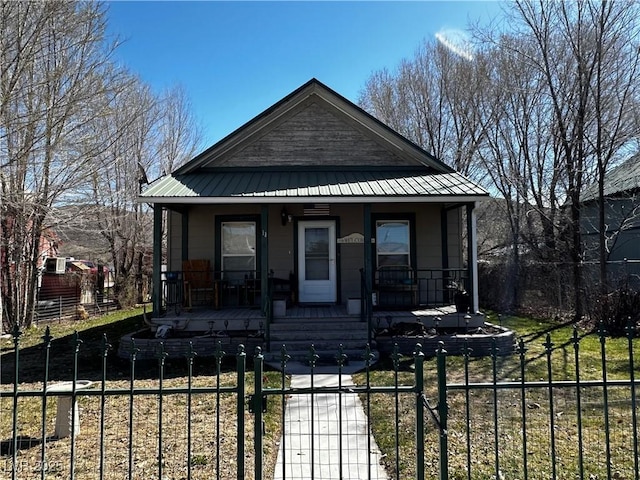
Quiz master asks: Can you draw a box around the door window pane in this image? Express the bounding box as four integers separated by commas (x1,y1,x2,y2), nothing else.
305,227,329,280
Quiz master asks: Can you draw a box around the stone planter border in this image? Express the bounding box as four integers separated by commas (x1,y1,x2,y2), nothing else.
375,323,516,357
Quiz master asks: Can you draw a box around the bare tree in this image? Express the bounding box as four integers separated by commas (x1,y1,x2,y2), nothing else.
77,79,202,307
359,0,640,318
77,78,156,306
509,0,640,318
584,1,640,291
0,1,125,329
155,84,202,176
359,39,488,182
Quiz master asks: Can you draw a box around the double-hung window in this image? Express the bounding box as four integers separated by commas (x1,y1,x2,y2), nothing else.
221,221,256,282
376,220,410,267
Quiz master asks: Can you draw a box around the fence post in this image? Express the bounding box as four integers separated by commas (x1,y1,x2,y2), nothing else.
491,337,501,480
128,339,138,480
436,341,448,480
518,338,529,480
543,334,557,480
11,325,21,480
236,345,246,480
156,341,166,480
414,343,425,480
40,327,53,480
186,342,196,480
99,334,111,480
626,319,639,480
597,322,612,480
572,327,585,480
69,331,83,480
253,346,264,480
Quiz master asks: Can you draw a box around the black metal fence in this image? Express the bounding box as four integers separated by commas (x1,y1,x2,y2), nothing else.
1,321,638,479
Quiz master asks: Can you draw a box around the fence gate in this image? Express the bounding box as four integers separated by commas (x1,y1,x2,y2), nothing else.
248,344,449,480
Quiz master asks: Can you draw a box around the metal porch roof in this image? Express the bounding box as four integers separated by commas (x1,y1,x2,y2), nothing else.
141,168,489,204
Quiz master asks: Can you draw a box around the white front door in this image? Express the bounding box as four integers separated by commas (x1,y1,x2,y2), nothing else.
297,220,337,303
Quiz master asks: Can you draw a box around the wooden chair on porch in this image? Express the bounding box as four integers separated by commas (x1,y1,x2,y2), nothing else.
182,259,214,310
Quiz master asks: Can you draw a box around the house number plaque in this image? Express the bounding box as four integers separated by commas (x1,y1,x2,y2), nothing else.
337,233,364,244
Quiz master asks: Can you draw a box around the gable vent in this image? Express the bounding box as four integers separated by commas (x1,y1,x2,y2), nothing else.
303,203,330,216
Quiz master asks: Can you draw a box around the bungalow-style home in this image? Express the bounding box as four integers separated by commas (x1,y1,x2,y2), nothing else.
139,79,489,355
581,155,640,288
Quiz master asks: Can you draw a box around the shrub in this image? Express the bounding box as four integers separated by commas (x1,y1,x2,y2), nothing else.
588,282,640,336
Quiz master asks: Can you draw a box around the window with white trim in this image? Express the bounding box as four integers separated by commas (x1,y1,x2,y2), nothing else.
221,221,256,281
376,220,410,267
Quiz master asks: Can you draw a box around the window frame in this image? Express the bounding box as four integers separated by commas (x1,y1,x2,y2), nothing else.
371,213,416,270
215,215,261,280
375,219,411,267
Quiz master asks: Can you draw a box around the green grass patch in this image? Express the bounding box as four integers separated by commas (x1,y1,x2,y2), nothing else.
1,306,147,351
355,314,640,479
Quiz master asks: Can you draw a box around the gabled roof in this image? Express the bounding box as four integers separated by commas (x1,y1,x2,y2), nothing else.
142,79,489,203
175,78,453,174
582,154,640,202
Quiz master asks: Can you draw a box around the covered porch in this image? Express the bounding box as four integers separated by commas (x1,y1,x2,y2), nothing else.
147,198,482,340
153,203,478,317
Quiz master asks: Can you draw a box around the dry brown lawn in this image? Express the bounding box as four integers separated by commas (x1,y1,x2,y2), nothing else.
1,374,282,480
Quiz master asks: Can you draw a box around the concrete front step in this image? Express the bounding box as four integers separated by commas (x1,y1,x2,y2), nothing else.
270,329,368,341
270,317,366,327
270,322,368,331
270,338,369,351
267,316,374,366
264,347,377,365
270,317,367,339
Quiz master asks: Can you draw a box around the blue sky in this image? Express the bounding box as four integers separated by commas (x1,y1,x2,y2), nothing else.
106,1,504,148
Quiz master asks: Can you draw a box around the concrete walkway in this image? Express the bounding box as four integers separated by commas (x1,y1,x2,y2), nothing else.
273,369,389,480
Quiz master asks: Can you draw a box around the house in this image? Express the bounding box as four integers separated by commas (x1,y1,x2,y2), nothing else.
139,79,489,354
581,155,640,288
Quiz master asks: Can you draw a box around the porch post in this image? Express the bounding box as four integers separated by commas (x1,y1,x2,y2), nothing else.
466,202,479,313
152,204,163,316
363,204,373,341
181,209,189,261
260,205,269,315
440,207,449,270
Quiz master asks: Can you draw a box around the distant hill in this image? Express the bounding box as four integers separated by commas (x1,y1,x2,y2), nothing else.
48,205,112,264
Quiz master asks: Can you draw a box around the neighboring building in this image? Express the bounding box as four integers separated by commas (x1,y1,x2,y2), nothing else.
581,155,640,287
140,79,489,333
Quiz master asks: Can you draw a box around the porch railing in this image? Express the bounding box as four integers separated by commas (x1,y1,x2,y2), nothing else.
415,268,469,307
160,267,466,314
365,267,469,310
160,269,264,312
